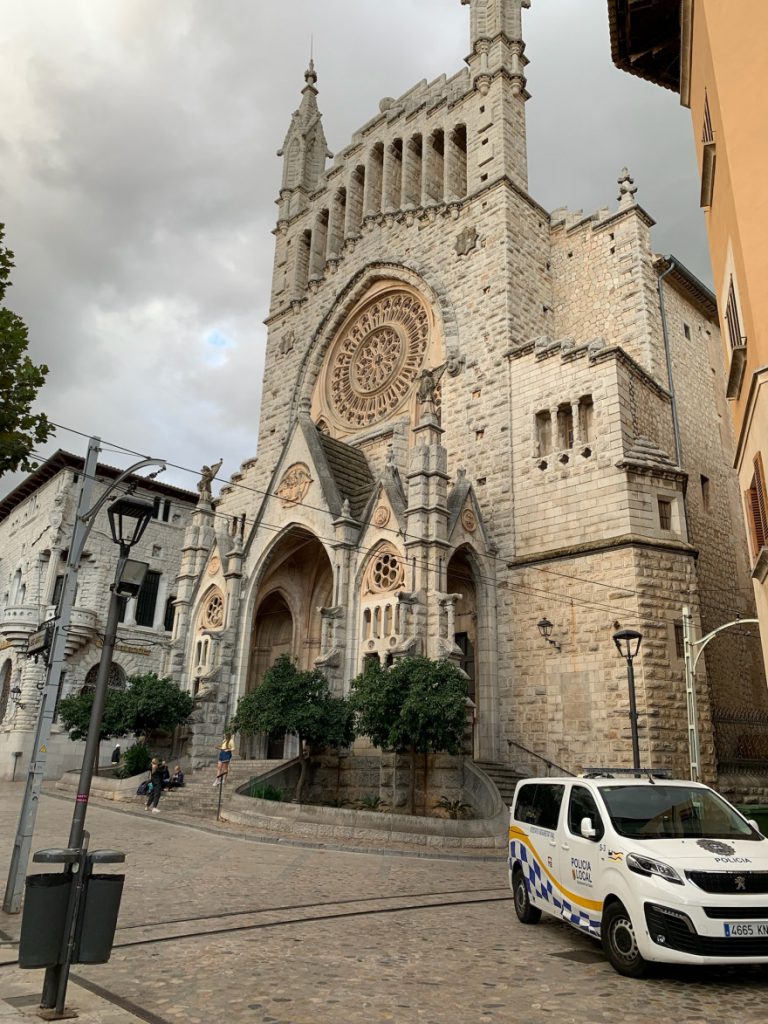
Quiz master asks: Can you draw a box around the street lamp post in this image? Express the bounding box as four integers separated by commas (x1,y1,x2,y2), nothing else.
41,496,154,1015
613,628,643,775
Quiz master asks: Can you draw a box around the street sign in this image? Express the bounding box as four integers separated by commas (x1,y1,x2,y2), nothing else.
26,619,56,658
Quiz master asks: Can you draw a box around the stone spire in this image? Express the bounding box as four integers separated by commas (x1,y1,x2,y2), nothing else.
277,59,332,196
461,0,531,97
617,167,639,210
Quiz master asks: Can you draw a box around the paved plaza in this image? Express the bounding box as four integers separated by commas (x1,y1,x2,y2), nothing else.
1,782,767,1024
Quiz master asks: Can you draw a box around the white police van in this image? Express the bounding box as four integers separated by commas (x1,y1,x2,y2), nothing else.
508,774,768,976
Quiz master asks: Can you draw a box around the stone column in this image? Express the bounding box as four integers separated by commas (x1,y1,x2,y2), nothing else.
382,143,396,212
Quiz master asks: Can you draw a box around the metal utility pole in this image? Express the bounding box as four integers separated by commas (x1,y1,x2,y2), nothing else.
3,437,101,914
4,441,165,915
682,605,759,783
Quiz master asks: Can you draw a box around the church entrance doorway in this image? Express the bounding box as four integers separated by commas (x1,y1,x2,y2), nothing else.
245,529,333,758
447,547,479,753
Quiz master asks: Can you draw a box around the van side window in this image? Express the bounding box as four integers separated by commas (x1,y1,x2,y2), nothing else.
514,783,565,831
568,786,604,840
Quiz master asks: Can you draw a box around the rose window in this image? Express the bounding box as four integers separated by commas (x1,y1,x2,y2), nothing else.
365,546,405,594
326,291,430,428
203,591,224,629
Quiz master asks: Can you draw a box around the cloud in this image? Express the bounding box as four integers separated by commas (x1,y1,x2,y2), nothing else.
0,0,711,500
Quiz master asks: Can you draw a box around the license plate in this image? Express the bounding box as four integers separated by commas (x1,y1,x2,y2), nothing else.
723,921,768,938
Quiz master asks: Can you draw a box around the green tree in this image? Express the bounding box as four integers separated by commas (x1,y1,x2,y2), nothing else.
232,654,354,803
123,672,194,744
0,225,54,476
57,688,131,773
350,655,468,814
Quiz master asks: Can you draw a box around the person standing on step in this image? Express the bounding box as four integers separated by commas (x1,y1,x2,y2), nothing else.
146,757,165,813
213,731,235,786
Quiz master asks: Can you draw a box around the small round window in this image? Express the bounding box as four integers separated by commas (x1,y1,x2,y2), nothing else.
365,546,404,594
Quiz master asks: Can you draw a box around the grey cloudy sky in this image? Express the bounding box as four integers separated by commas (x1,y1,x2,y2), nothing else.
1,0,708,498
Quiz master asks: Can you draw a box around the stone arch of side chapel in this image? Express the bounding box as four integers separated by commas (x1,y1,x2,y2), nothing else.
290,261,460,423
240,526,334,759
446,543,499,763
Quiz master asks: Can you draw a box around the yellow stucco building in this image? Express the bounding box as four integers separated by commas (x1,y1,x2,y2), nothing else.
609,0,768,672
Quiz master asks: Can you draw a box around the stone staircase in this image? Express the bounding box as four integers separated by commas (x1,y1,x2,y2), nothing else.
474,761,525,808
161,759,284,817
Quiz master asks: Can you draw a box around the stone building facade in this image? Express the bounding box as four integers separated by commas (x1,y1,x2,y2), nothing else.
169,0,763,780
0,450,197,778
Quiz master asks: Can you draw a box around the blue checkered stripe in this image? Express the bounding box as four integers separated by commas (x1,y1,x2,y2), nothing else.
509,838,602,938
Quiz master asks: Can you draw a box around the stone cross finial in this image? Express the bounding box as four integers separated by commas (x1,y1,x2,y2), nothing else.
617,167,638,209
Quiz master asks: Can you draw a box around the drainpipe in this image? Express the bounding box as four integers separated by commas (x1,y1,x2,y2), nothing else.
657,256,691,541
657,257,683,468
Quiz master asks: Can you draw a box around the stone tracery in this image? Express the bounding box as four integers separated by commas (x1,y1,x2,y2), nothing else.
326,290,430,428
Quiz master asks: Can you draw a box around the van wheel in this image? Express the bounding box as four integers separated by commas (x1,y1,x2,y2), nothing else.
601,902,648,978
512,868,541,924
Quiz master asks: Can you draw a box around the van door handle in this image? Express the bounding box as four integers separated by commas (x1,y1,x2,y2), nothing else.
561,843,570,852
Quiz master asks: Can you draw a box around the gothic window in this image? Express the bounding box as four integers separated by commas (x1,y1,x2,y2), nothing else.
347,165,365,234
0,659,11,725
425,130,444,204
82,663,126,693
557,403,574,450
447,125,468,200
535,410,552,456
202,589,225,629
296,229,312,291
386,139,403,210
578,395,593,443
364,545,405,595
403,134,423,207
366,142,384,215
310,209,329,279
51,574,65,609
674,623,685,661
328,188,346,257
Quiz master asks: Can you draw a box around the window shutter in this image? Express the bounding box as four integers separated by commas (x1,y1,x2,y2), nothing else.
754,453,768,544
745,487,765,557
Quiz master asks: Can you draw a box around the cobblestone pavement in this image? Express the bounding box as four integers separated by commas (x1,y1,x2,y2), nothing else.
1,782,767,1024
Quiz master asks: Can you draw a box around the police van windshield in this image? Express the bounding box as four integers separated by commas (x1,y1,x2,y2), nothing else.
600,785,761,841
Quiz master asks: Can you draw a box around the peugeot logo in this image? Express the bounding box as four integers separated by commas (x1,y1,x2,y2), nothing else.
735,876,747,891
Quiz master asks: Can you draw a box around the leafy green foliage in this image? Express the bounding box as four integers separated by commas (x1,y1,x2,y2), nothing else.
247,782,284,801
359,794,385,812
350,655,469,814
57,673,193,748
434,795,473,820
58,688,130,743
350,656,468,756
0,225,54,476
118,743,152,778
232,654,355,802
123,672,194,738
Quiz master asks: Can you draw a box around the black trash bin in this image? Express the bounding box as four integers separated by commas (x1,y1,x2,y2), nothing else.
76,873,125,964
18,874,70,969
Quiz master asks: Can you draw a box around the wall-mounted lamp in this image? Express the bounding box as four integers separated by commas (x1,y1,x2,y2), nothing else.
10,684,24,710
537,617,561,652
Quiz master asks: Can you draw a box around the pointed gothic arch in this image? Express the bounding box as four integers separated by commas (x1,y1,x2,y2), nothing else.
447,544,498,761
291,262,459,427
0,658,12,724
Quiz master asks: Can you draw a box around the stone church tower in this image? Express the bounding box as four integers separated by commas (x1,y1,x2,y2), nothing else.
168,0,763,778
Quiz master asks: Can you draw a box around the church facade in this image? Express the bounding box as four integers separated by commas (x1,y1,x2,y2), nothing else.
167,0,763,780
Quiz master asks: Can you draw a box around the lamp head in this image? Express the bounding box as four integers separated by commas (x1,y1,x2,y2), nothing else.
10,684,23,707
107,496,155,550
613,628,642,660
537,617,553,640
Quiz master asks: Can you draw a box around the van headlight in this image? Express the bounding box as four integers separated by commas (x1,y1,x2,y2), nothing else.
626,853,684,885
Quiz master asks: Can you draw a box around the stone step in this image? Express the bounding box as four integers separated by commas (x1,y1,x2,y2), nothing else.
474,761,524,805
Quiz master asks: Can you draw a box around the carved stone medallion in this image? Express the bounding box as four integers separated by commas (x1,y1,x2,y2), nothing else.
276,463,313,507
372,505,390,528
461,506,477,533
326,291,430,428
207,555,221,576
